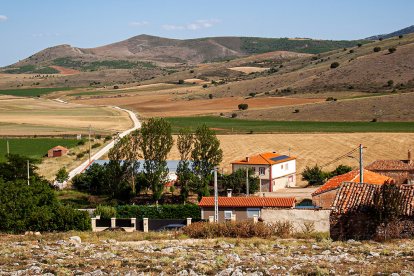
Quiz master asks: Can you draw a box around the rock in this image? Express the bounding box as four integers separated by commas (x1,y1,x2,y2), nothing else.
227,253,241,263
178,270,189,276
69,236,82,245
161,247,174,254
34,231,41,236
369,251,380,257
390,273,400,276
321,250,331,255
312,244,321,250
231,268,243,276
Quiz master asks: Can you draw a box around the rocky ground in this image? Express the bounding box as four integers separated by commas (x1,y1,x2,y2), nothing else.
0,232,413,275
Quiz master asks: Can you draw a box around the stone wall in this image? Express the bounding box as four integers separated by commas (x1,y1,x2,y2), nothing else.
261,208,331,233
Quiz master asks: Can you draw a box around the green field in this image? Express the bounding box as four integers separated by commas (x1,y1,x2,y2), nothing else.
0,87,74,97
0,138,81,162
166,116,414,134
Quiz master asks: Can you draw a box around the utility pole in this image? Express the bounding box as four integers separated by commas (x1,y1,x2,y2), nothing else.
214,167,218,223
27,160,30,186
88,125,92,163
359,144,363,183
246,167,249,196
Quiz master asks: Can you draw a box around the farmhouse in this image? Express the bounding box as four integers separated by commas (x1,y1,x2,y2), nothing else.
47,145,69,158
312,169,392,209
231,152,296,192
366,150,414,184
199,196,295,223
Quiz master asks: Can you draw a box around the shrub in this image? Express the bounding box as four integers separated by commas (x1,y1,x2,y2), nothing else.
387,80,394,87
91,143,101,149
104,135,112,142
293,109,300,113
208,93,213,99
357,43,362,47
77,140,85,146
349,49,354,53
189,70,194,73
94,205,117,219
399,35,403,39
231,113,237,118
238,103,248,110
249,92,256,97
302,165,326,185
388,47,396,54
326,97,335,101
379,37,383,41
373,47,381,52
330,62,340,69
115,204,200,219
76,152,85,159
113,85,119,89
202,84,208,88
178,79,184,84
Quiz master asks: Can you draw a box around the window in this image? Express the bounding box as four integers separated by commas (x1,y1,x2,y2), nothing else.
224,210,233,220
285,163,289,170
281,164,284,170
247,208,260,218
259,167,265,175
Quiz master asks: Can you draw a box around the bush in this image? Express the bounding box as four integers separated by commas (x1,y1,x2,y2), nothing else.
183,221,294,239
388,47,396,54
104,135,112,142
208,93,213,99
373,47,381,52
326,97,337,101
178,79,184,84
399,35,403,39
77,140,85,146
76,152,85,159
231,113,237,118
302,165,326,185
238,103,248,110
349,49,354,53
0,178,90,233
330,62,340,69
202,84,208,88
249,92,256,97
113,85,119,89
293,109,300,113
387,80,394,87
357,43,362,47
91,143,101,149
94,205,117,219
115,204,200,219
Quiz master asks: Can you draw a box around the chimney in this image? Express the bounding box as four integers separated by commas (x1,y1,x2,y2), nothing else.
245,156,250,162
227,189,232,197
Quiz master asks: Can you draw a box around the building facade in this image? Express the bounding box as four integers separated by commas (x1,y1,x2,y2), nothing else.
231,152,296,192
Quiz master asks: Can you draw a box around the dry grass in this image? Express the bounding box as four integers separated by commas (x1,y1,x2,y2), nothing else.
168,133,414,186
0,96,132,136
229,67,269,73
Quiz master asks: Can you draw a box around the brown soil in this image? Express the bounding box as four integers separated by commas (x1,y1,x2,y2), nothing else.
49,65,80,75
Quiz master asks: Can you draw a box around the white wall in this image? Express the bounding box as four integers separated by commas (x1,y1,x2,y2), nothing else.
271,159,296,179
261,208,331,233
233,164,270,180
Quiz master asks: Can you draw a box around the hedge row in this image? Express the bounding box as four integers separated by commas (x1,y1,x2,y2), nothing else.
115,204,201,219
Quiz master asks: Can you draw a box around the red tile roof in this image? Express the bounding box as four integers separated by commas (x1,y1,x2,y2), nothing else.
50,145,69,151
231,152,296,166
199,197,295,208
312,169,393,196
332,182,414,216
366,160,414,171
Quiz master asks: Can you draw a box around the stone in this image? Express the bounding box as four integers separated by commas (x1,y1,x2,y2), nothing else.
369,251,380,257
321,250,331,255
34,232,41,236
161,247,174,254
69,236,82,245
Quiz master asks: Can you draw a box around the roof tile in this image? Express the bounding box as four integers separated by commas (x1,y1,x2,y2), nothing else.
231,152,296,166
199,197,295,208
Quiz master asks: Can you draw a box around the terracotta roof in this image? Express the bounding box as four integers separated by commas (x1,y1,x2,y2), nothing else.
50,145,69,151
199,197,295,208
312,169,393,196
366,160,414,171
231,152,296,166
332,182,414,216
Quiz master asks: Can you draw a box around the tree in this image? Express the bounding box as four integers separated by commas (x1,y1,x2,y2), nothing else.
108,131,141,194
191,125,223,199
0,154,40,182
55,167,69,183
327,164,352,178
330,62,340,69
301,165,327,186
388,47,396,54
357,43,362,47
238,103,249,110
140,118,174,204
373,47,381,52
219,168,259,195
176,128,195,203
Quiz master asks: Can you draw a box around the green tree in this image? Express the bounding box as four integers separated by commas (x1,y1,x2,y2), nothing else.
328,164,352,178
176,128,195,203
191,125,223,199
0,154,40,182
373,46,382,52
55,167,69,183
388,47,396,54
238,103,249,110
140,118,174,204
330,62,340,69
301,165,327,186
219,168,259,195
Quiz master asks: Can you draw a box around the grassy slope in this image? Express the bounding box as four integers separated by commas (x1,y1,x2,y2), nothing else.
0,138,81,161
0,87,74,97
166,116,414,134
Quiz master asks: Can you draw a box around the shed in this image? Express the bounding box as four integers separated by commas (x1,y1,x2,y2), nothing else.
47,145,69,158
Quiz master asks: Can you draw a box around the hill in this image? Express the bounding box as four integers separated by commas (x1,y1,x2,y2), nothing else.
3,35,367,73
366,25,414,40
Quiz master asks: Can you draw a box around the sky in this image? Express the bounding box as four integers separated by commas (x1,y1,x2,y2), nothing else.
0,0,413,66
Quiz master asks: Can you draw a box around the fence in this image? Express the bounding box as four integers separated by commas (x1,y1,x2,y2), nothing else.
91,217,193,232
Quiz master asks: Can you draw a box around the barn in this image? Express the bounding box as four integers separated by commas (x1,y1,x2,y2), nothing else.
47,145,69,158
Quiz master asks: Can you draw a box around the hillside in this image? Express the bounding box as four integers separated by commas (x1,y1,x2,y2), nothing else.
3,35,367,73
367,25,414,40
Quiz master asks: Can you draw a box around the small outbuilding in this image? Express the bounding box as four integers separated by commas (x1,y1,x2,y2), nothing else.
47,145,69,158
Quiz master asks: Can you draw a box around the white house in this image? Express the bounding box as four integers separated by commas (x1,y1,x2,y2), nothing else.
231,152,297,192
